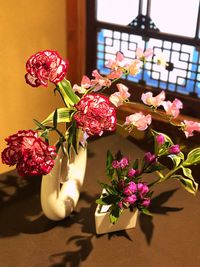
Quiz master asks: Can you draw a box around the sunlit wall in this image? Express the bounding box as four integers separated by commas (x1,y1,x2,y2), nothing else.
0,0,67,174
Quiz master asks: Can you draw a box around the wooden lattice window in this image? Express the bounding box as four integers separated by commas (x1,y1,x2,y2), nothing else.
86,0,200,118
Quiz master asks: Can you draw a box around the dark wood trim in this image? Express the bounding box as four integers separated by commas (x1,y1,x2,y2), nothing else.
66,0,86,84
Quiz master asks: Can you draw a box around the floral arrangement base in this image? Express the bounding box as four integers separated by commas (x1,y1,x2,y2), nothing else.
95,203,138,235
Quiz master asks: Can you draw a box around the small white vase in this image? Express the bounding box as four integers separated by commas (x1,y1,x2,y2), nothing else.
41,145,87,221
95,203,138,235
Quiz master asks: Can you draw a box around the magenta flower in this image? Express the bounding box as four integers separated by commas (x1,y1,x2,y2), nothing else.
1,130,56,176
142,198,151,208
137,183,150,196
123,181,137,196
156,134,165,145
74,94,116,136
183,120,200,138
128,168,137,178
119,157,129,169
162,98,183,118
144,152,156,163
112,160,120,169
118,201,123,209
25,50,69,87
169,144,180,154
109,83,130,107
124,194,137,204
125,112,152,131
141,91,165,108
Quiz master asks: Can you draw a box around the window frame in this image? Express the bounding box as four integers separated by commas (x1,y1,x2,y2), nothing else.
86,0,200,118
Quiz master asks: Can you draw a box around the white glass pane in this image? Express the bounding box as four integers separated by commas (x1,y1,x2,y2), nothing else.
97,0,139,25
151,0,199,37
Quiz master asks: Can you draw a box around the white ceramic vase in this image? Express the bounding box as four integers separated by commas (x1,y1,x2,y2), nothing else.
95,201,138,234
41,145,87,221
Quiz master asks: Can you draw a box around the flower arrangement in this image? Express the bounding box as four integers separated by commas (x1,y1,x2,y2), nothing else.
96,129,200,223
1,48,200,225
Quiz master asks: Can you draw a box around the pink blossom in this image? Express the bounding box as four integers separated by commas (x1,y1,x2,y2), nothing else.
124,194,137,204
128,168,137,178
141,91,165,108
107,69,123,80
25,50,68,87
109,83,130,107
125,112,152,131
123,181,137,196
118,201,123,209
119,157,129,169
127,59,142,76
74,94,116,136
142,198,151,207
112,160,120,169
144,152,156,163
162,98,183,118
91,70,111,91
1,130,56,176
169,144,180,154
156,134,165,145
136,48,153,60
137,183,150,196
183,120,200,138
73,75,91,94
106,51,125,70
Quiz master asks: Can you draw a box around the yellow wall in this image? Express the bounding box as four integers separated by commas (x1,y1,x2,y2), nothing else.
0,0,67,174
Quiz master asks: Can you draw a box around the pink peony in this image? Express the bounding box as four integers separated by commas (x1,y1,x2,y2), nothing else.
141,91,165,108
162,98,183,118
125,112,152,131
73,94,116,136
1,130,56,176
25,50,69,87
183,120,200,138
109,83,130,107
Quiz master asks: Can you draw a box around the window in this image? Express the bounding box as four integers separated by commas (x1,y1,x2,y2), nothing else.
86,0,200,117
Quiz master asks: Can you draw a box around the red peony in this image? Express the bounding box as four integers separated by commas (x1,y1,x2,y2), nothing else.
1,130,56,176
73,94,116,136
25,50,69,87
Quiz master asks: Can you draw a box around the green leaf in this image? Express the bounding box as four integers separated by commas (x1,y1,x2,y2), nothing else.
168,152,184,168
53,109,58,129
172,174,198,195
183,148,200,166
100,182,117,195
109,206,121,224
58,80,80,106
132,159,139,170
181,166,193,179
33,119,46,130
106,150,114,179
67,120,79,155
42,108,72,126
140,208,153,216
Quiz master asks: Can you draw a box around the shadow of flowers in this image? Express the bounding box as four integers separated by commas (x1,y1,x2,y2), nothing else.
139,188,183,245
49,192,98,267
